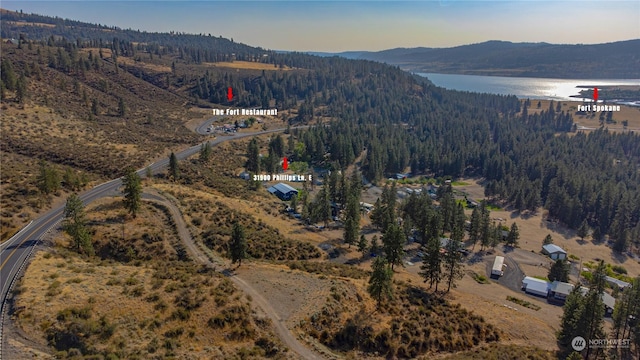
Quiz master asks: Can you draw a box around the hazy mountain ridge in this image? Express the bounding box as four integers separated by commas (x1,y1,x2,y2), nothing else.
322,40,640,79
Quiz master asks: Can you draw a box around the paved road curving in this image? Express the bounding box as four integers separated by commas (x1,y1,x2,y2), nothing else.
0,123,308,358
143,189,325,359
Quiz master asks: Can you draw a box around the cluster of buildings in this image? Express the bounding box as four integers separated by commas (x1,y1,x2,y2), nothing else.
522,276,618,316
515,243,631,316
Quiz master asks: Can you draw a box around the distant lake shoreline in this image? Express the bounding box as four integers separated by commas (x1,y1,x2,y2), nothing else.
416,73,640,104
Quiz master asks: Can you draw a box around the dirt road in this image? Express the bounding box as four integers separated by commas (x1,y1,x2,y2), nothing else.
142,189,325,360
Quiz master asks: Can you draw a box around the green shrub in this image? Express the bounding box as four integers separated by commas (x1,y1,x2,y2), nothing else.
106,278,121,286
612,265,627,275
471,272,490,284
506,296,541,311
46,280,62,297
164,327,184,338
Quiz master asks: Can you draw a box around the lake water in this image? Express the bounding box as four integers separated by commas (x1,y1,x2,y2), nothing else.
416,73,640,102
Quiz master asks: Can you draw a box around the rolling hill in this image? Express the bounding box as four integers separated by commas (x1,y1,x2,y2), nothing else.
329,40,640,79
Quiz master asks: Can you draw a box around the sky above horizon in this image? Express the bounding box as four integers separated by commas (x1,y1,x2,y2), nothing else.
3,1,639,52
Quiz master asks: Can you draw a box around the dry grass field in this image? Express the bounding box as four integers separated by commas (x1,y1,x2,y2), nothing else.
525,99,640,131
0,151,95,242
3,21,56,28
204,61,294,71
0,44,202,240
80,48,173,73
454,178,640,278
152,182,327,245
491,208,640,278
12,197,292,359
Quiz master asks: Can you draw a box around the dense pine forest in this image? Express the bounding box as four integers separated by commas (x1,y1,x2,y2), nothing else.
2,9,639,249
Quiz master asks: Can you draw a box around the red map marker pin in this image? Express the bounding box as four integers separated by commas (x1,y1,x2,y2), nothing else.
593,87,598,102
227,87,233,101
282,157,288,171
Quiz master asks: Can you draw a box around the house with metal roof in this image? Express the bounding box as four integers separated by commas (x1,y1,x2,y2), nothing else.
549,281,575,302
605,276,631,291
522,276,550,297
547,281,616,316
267,183,298,201
579,287,616,316
542,244,567,260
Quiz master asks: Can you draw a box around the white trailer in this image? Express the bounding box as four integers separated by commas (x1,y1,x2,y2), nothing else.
492,256,505,277
522,276,550,297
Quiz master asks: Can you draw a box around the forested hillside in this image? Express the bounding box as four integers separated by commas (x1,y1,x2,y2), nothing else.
341,40,640,78
2,8,639,250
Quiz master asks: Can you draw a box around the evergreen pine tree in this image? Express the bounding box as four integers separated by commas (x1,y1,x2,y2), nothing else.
317,185,332,227
122,167,142,217
506,222,520,247
16,72,26,104
63,193,93,255
451,203,466,242
357,234,368,256
419,236,442,291
289,194,298,213
577,219,589,241
581,261,607,359
200,142,212,162
368,257,393,309
613,230,630,253
548,259,569,282
469,206,481,250
1,58,16,91
382,223,405,270
169,152,179,180
91,98,98,116
370,235,380,256
343,191,361,247
557,285,585,346
36,160,61,195
611,276,640,350
565,352,583,360
229,222,247,267
246,138,261,173
118,97,125,116
443,238,464,292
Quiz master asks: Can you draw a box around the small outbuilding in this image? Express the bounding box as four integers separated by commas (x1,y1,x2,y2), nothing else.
267,183,298,201
542,244,567,260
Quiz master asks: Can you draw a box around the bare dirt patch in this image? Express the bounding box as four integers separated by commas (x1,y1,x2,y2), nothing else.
235,262,334,328
452,178,486,202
